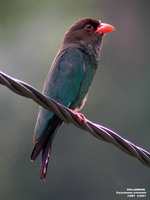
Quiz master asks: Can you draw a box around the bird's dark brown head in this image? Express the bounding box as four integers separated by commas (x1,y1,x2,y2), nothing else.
62,18,114,62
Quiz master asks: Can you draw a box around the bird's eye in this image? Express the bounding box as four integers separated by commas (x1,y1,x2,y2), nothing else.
84,24,94,31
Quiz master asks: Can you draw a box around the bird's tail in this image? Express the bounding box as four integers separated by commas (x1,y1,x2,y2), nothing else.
40,139,51,181
31,115,62,180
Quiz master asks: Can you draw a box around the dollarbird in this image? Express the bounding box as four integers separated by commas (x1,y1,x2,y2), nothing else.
31,18,115,180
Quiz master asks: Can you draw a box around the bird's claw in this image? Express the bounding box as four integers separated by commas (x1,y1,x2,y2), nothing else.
70,109,87,124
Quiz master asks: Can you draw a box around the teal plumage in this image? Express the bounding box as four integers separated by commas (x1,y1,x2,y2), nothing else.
31,18,114,180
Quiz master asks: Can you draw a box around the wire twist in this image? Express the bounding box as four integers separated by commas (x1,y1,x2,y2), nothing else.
0,71,150,168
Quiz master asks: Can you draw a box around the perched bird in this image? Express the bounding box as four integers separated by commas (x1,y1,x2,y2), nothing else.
31,18,115,180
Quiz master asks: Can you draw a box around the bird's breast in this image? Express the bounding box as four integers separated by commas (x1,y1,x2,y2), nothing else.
71,52,97,109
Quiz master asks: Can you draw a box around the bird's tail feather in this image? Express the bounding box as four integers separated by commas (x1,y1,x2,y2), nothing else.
31,114,62,180
40,126,60,181
40,140,51,181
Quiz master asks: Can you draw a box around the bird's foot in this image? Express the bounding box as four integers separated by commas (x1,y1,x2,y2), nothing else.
70,109,87,124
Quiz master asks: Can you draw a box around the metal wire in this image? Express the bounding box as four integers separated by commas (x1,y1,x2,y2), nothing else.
0,71,150,168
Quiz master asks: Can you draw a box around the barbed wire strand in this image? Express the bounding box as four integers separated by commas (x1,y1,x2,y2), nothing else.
0,71,150,168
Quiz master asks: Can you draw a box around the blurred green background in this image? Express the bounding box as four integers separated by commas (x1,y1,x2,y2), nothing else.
0,0,150,199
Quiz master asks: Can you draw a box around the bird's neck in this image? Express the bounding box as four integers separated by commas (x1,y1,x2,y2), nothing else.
86,36,103,64
60,40,102,65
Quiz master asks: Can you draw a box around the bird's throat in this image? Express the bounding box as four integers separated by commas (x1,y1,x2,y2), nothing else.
86,36,103,64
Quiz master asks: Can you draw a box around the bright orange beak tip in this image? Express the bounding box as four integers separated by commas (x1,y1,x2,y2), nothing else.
96,23,115,34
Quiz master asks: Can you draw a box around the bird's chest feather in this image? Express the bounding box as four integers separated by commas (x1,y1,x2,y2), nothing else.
71,52,97,109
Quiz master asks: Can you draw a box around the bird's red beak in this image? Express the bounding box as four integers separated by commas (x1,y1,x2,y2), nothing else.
96,23,115,34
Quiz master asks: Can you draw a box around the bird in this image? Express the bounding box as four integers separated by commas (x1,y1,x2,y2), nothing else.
31,18,115,180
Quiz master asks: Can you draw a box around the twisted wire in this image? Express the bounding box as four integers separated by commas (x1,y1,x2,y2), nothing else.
0,71,150,168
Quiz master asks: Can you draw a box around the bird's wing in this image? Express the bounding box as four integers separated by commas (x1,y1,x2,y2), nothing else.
33,47,85,142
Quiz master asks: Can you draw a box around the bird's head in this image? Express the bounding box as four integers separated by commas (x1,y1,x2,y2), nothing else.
62,18,115,62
